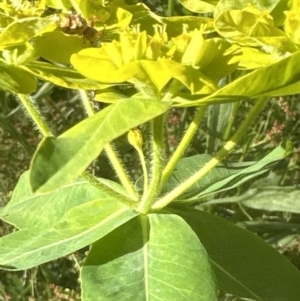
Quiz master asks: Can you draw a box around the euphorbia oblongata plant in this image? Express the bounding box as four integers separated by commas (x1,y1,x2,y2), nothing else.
1,0,300,300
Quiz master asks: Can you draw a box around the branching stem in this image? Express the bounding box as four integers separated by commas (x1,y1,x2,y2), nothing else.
152,96,269,210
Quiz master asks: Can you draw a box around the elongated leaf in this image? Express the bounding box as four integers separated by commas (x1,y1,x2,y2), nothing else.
163,154,253,200
0,171,123,230
176,51,300,106
81,213,217,301
30,98,170,193
241,186,300,213
172,207,300,301
195,143,291,200
165,143,289,202
0,199,137,270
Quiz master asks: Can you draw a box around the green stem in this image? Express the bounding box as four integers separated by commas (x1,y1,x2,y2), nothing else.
79,89,138,201
167,0,175,16
152,96,269,210
79,89,94,116
17,94,52,137
137,148,148,194
104,144,138,201
161,105,207,188
138,115,165,213
223,101,240,140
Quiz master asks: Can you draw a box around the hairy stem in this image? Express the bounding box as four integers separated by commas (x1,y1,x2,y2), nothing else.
138,115,165,213
79,89,138,201
17,94,53,137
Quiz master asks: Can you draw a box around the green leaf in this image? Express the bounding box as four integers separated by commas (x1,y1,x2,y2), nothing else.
164,143,290,202
177,51,300,106
0,199,137,270
34,31,84,64
81,213,217,301
196,38,240,80
238,46,284,69
196,143,291,200
0,171,110,230
0,17,57,50
30,98,170,193
163,154,252,201
0,61,37,93
23,61,111,90
172,207,300,301
241,186,300,213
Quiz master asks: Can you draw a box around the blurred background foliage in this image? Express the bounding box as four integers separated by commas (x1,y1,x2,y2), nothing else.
1,0,300,300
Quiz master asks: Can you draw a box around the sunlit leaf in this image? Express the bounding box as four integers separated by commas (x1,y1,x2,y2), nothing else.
0,171,111,229
175,51,300,106
178,0,218,13
0,199,137,270
214,6,296,52
0,17,57,50
23,61,111,90
72,47,217,93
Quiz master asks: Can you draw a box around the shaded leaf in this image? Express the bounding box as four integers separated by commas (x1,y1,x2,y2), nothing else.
195,143,291,200
163,154,253,200
242,186,300,213
34,31,84,64
81,213,217,301
172,207,300,301
30,98,170,193
0,61,37,93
